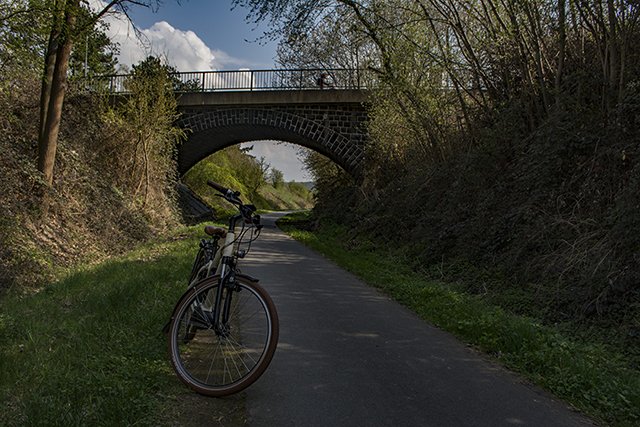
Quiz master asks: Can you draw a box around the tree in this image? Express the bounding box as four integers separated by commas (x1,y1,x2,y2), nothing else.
38,0,80,190
238,0,640,123
68,18,118,78
269,168,284,188
37,0,163,189
105,55,183,207
238,146,269,198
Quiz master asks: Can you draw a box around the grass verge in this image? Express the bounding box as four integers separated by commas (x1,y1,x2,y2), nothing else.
0,226,245,426
278,212,639,427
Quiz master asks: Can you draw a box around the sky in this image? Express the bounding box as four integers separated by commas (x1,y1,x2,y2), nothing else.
95,0,312,181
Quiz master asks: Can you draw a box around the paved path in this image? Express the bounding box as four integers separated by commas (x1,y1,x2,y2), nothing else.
239,213,594,427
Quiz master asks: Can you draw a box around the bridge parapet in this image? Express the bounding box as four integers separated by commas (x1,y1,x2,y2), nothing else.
95,68,377,94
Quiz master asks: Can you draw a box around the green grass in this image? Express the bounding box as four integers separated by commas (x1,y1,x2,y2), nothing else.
0,227,219,426
3,212,636,425
278,214,640,427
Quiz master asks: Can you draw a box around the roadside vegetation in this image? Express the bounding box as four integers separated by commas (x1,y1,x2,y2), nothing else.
248,0,638,408
0,227,245,426
278,212,639,426
0,1,312,292
183,144,313,217
0,53,183,292
248,0,640,339
249,0,640,424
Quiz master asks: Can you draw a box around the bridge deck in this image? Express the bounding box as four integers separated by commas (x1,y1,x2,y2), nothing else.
176,89,368,107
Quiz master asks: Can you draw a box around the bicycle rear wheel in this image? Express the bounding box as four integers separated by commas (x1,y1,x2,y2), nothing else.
168,276,279,396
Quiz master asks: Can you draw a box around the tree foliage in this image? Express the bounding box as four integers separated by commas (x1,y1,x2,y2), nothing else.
240,0,640,141
242,0,640,327
0,0,50,78
68,17,118,77
269,167,285,188
101,55,183,211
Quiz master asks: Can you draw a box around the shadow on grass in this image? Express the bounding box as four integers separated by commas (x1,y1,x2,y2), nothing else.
0,235,246,426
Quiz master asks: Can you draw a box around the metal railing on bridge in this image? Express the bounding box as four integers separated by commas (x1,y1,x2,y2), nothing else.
93,68,376,94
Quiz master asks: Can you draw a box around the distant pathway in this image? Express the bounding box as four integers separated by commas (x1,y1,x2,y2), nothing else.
239,213,595,427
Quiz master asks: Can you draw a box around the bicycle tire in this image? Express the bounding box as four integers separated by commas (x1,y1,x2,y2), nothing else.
168,275,279,396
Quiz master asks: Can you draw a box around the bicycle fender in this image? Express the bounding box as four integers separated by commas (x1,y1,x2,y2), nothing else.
237,272,260,284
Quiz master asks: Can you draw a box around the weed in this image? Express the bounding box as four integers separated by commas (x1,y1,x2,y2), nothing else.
0,228,206,425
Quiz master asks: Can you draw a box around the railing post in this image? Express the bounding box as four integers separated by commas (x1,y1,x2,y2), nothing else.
201,72,205,92
250,71,254,91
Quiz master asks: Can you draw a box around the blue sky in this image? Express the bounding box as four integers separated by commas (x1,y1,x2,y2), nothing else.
125,0,278,69
97,0,311,181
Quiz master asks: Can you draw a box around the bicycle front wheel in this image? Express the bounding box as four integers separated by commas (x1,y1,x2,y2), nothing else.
168,276,279,396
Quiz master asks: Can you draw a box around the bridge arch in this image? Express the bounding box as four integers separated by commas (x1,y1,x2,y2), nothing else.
174,91,369,178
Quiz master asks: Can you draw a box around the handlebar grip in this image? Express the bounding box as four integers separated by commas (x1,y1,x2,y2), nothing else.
207,180,229,194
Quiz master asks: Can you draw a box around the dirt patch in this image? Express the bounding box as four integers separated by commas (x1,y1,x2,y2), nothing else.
163,391,247,426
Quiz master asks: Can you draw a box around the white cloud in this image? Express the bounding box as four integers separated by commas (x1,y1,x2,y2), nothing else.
140,21,215,70
211,49,253,69
91,1,241,71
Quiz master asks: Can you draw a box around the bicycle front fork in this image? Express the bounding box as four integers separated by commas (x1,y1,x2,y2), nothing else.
209,257,236,337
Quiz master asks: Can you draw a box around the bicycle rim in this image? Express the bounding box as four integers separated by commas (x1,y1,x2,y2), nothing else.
168,278,278,396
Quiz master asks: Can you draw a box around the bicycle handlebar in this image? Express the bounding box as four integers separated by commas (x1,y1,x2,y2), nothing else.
207,180,231,195
207,180,261,228
207,180,241,204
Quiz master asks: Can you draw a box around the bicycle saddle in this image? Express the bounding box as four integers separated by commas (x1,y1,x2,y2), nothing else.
204,225,227,238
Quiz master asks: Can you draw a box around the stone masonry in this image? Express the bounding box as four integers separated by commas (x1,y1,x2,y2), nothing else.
175,90,369,178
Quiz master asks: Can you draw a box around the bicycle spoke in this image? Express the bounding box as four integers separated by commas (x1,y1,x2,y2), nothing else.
225,334,258,368
223,338,245,381
205,339,223,384
188,308,210,330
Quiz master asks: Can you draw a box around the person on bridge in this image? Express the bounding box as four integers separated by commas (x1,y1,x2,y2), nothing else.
317,72,335,89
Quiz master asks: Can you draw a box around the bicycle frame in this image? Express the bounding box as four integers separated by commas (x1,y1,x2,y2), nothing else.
211,213,241,333
197,212,254,336
188,213,246,286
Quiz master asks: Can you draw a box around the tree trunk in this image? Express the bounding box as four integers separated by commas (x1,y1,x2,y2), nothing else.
555,0,566,105
606,0,619,111
37,0,78,187
39,0,64,142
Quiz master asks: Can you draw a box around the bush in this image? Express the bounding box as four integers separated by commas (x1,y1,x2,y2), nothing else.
308,96,639,345
0,63,182,292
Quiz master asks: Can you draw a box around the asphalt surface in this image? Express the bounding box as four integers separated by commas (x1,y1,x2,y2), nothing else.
239,213,595,427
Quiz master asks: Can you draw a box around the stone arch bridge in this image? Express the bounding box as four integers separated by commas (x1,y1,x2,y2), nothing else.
106,69,372,178
176,90,368,177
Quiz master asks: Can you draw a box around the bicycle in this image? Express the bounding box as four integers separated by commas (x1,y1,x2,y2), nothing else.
166,180,279,396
